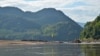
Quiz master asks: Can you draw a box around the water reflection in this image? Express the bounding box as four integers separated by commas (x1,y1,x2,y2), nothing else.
0,44,100,56
81,44,100,56
42,44,59,56
42,44,82,56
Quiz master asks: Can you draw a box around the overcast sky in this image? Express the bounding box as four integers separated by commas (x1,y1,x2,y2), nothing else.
0,0,100,23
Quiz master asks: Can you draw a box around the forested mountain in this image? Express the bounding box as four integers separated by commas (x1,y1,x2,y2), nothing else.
80,15,100,40
0,7,82,41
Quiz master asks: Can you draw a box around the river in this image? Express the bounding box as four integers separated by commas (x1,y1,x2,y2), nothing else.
0,43,100,56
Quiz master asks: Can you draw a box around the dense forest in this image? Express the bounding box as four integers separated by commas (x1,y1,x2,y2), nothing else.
80,15,100,40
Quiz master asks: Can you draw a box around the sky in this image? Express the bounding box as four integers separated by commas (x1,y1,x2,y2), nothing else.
0,0,100,23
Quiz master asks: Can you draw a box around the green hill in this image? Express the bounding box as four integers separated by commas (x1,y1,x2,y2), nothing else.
80,15,100,40
0,7,82,41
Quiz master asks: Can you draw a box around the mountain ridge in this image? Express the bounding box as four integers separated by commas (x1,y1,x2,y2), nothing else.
0,6,82,41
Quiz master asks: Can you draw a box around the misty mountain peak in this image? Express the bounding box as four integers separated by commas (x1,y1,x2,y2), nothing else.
40,8,57,12
36,8,62,14
0,6,23,15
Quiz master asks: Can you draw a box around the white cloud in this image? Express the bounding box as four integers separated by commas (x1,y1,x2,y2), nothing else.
0,0,99,23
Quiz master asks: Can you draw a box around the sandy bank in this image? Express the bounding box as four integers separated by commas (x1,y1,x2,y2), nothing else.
0,40,45,46
0,40,100,46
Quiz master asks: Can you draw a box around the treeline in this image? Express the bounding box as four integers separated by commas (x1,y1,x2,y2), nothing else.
80,15,100,40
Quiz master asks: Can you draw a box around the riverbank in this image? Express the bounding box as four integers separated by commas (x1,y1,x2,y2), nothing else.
0,40,45,46
63,42,100,44
0,40,100,46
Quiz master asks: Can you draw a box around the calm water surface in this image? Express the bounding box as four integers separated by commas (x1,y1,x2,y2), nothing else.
0,44,100,56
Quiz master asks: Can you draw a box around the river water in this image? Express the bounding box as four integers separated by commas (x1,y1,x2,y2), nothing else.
0,44,100,56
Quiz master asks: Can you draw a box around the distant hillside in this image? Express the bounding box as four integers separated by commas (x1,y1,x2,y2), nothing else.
0,7,82,41
77,22,85,27
80,15,100,40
